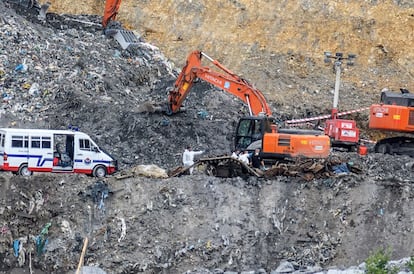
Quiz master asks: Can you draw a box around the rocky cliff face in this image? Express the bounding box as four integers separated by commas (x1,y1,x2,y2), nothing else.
49,0,413,101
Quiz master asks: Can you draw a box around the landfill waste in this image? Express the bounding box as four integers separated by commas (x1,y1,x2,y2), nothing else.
0,1,413,274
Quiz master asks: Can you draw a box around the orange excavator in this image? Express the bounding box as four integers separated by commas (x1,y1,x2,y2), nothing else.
167,50,331,160
102,0,140,50
369,89,414,156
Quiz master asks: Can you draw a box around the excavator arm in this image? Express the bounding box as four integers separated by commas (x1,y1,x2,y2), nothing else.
168,50,272,117
102,0,122,29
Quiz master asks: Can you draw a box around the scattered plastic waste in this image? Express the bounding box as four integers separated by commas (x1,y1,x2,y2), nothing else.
117,217,126,242
113,50,121,58
197,110,209,119
1,225,9,234
81,180,112,216
160,118,170,126
13,239,20,257
18,241,25,266
14,62,28,73
99,189,109,210
80,266,107,274
22,82,31,89
332,163,350,174
28,82,40,96
36,222,51,255
2,92,12,102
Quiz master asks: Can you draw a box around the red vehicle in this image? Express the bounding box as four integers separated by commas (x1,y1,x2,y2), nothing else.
369,89,414,156
324,109,360,151
167,50,331,160
323,52,360,151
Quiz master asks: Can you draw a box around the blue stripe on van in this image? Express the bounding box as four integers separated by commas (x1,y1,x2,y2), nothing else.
9,154,112,166
8,154,53,167
93,160,112,164
74,159,111,164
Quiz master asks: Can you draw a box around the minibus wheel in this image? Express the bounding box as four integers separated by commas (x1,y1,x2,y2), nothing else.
18,164,33,176
93,165,107,178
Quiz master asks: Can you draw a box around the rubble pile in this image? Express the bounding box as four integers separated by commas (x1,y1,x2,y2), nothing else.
0,1,243,171
0,2,413,274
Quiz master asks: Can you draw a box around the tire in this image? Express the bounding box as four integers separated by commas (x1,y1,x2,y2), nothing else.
376,143,390,154
93,165,107,178
18,164,33,176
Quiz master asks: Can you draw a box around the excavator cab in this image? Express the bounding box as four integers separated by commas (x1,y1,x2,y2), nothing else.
234,116,275,150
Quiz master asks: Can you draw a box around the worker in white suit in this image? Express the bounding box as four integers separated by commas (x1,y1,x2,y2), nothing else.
182,146,204,175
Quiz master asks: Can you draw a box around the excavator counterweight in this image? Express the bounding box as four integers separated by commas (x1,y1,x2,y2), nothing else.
369,89,414,156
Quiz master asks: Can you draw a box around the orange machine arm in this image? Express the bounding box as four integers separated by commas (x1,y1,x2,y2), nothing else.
102,0,122,28
168,50,273,117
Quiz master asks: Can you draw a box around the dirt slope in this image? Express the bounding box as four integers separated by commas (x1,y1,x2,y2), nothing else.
48,0,414,106
1,152,414,273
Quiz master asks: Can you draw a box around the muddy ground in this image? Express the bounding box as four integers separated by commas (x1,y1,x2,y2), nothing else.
0,1,413,274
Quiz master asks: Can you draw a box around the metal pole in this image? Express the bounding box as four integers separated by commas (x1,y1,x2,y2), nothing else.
333,60,341,109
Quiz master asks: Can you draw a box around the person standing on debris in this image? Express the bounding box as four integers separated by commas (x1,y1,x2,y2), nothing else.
251,148,265,170
238,150,250,165
182,145,204,175
231,149,240,159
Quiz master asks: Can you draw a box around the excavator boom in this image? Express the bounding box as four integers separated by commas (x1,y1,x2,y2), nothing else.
168,50,272,116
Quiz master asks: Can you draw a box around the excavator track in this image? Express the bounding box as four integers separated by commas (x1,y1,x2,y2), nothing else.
168,155,363,180
169,156,263,178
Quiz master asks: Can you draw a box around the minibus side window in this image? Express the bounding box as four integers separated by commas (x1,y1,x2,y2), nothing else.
31,136,41,148
0,134,4,147
42,137,51,148
79,139,91,151
32,136,51,149
12,135,29,148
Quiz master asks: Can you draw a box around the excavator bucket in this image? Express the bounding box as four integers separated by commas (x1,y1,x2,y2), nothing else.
38,2,51,20
105,28,141,50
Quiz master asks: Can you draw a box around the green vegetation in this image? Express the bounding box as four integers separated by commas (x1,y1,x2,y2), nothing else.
406,256,414,272
365,247,399,274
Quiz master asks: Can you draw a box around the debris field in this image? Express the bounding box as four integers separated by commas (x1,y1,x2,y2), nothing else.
0,2,413,274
